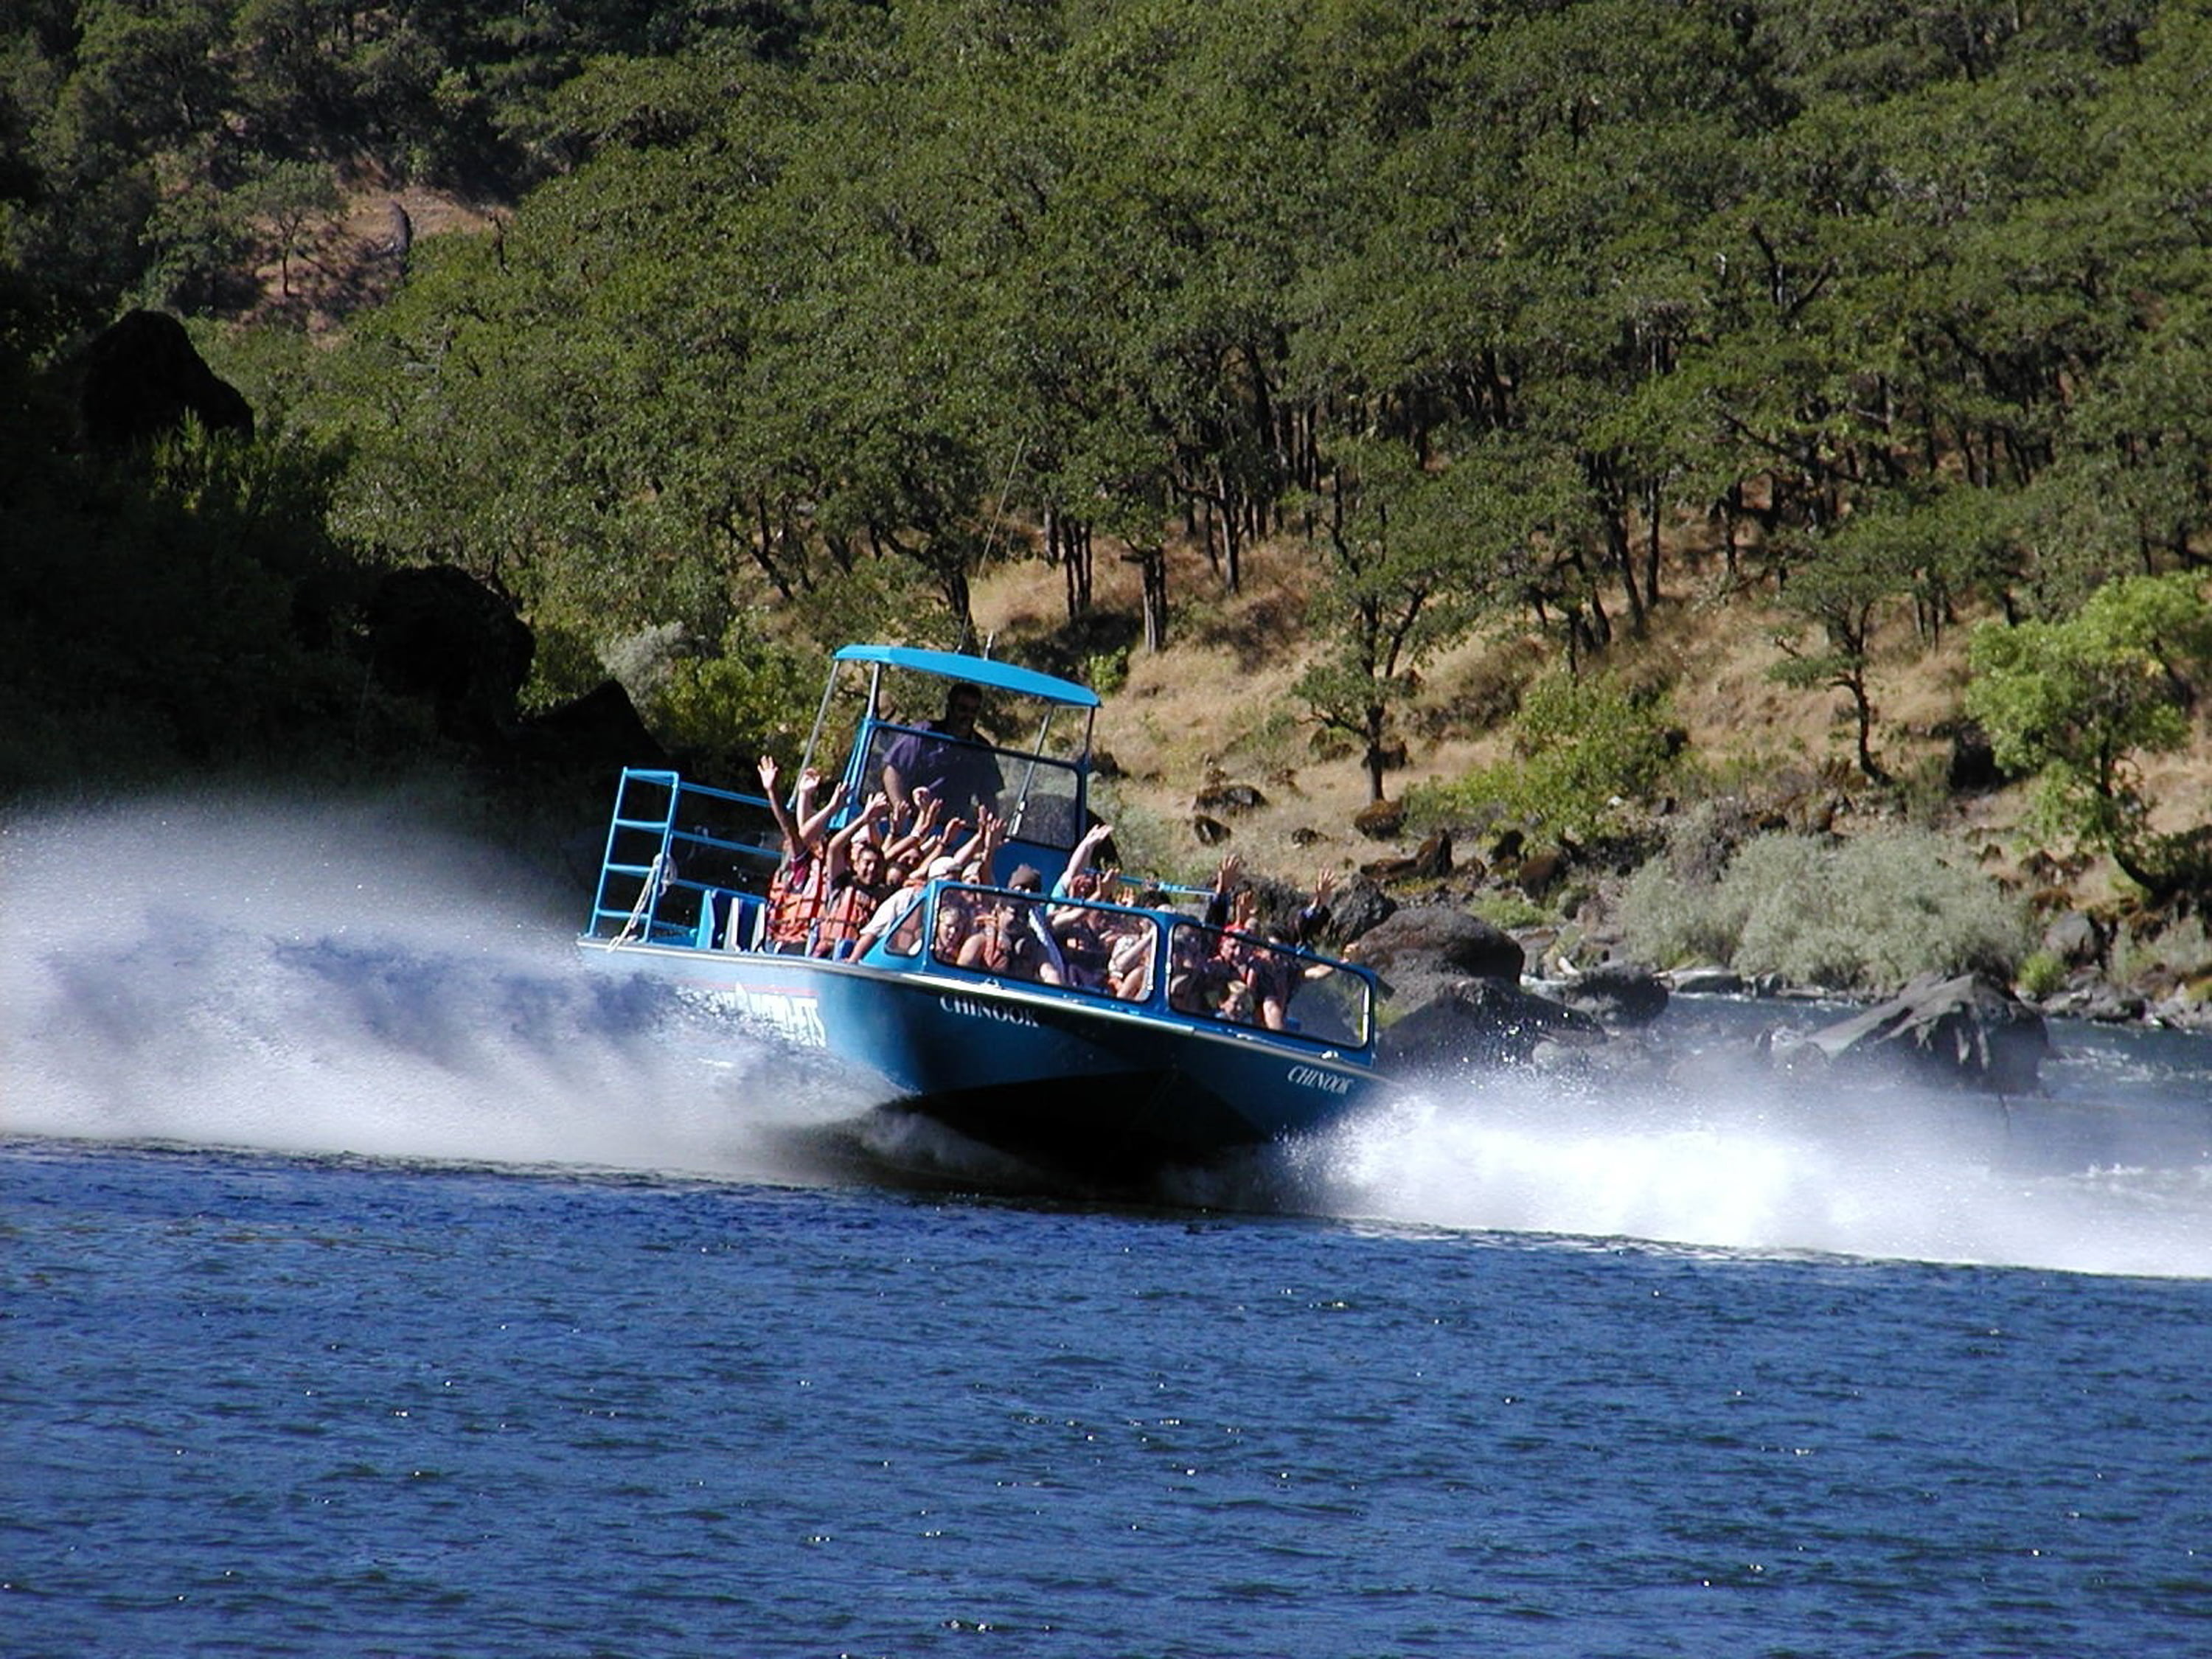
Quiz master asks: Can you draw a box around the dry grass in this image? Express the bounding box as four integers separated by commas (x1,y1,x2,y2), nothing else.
973,531,2212,919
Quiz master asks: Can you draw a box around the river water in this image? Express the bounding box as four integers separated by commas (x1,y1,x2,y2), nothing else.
6,799,2210,1656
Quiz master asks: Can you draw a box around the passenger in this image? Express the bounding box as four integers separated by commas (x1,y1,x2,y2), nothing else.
854,808,1004,958
882,682,1004,827
1046,846,1116,992
1166,925,1237,1016
880,783,945,870
757,756,846,953
1198,855,1336,947
930,888,977,961
1102,909,1156,1001
957,869,1064,985
1051,821,1116,899
810,795,896,958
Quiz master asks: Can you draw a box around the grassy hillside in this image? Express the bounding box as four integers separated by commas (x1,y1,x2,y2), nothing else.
971,526,2212,992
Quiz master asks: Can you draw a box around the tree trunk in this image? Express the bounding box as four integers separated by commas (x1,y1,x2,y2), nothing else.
1127,546,1169,652
1643,476,1664,608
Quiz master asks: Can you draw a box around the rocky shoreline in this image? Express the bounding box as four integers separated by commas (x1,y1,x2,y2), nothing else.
1263,883,2212,1104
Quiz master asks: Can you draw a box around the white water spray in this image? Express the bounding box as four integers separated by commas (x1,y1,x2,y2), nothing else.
0,793,872,1180
6,796,2208,1276
1292,1051,2212,1279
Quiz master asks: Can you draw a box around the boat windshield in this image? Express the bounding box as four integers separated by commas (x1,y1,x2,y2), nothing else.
927,884,1155,1001
1164,921,1373,1047
859,720,1085,849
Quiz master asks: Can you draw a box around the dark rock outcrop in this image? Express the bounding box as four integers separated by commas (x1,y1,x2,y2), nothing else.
1947,721,2004,792
1353,799,1406,840
1350,903,1523,1009
1195,782,1267,815
1326,877,1397,948
365,566,535,742
1764,971,2048,1093
1360,830,1452,884
511,679,668,779
1512,849,1567,896
80,310,254,448
1555,961,1671,1027
1380,978,1604,1072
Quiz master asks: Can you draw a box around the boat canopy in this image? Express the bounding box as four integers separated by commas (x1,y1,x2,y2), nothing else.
832,644,1099,709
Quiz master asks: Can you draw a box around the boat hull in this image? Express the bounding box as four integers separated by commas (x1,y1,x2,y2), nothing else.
578,939,1382,1176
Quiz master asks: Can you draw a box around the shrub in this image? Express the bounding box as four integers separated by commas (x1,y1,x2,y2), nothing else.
2015,949,2067,999
1085,647,1130,697
1620,826,2029,992
653,641,818,779
1407,671,1677,842
1468,890,1551,931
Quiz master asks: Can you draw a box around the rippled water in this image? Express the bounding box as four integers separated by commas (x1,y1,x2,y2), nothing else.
7,799,2211,1655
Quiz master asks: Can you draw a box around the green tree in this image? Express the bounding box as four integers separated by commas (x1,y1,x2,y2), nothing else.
240,157,339,298
1293,434,1527,801
1966,571,2212,897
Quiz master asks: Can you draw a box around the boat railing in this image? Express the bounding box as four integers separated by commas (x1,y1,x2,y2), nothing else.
914,883,1374,1052
585,768,783,946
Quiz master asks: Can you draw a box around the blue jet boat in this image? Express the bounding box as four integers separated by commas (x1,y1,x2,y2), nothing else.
577,644,1384,1177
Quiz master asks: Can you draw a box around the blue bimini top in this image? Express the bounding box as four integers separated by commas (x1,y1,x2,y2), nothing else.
833,644,1100,709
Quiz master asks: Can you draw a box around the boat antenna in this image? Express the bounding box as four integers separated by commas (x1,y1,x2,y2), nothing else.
959,434,1029,661
981,436,1029,568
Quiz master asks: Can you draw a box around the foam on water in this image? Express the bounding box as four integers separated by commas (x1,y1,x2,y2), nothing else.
1,792,872,1183
7,795,2209,1276
1293,1072,2212,1279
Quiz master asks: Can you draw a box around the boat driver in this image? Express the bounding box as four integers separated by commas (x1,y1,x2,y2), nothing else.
882,682,1004,827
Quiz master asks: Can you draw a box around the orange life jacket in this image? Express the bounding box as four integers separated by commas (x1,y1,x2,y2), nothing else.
763,852,823,950
810,879,884,956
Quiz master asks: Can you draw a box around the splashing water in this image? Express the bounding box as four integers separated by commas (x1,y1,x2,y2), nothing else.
6,795,2208,1275
1288,1068,2212,1278
1,792,874,1182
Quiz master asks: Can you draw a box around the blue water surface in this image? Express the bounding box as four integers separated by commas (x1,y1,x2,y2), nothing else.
7,1140,2210,1659
7,797,2212,1657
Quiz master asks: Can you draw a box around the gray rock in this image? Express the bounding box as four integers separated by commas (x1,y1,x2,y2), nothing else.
1556,961,1670,1027
1666,966,1745,995
2041,911,2106,968
1325,878,1397,948
1379,978,1605,1074
1351,903,1524,1009
2036,976,2147,1024
1767,971,2048,1093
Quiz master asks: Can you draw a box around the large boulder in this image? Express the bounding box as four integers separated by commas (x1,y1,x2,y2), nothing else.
1353,798,1406,840
80,310,254,448
1554,961,1671,1027
365,566,535,742
1765,971,2048,1094
1379,978,1604,1073
1326,877,1398,948
1349,902,1524,1009
510,679,668,778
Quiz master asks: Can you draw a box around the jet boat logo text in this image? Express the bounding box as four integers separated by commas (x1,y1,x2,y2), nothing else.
1287,1064,1352,1094
940,995,1040,1028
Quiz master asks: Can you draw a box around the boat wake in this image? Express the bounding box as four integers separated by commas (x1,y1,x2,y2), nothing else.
1,794,877,1185
1270,1066,2212,1280
7,796,2208,1276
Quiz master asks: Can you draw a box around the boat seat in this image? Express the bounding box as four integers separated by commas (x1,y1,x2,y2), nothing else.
700,889,765,951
